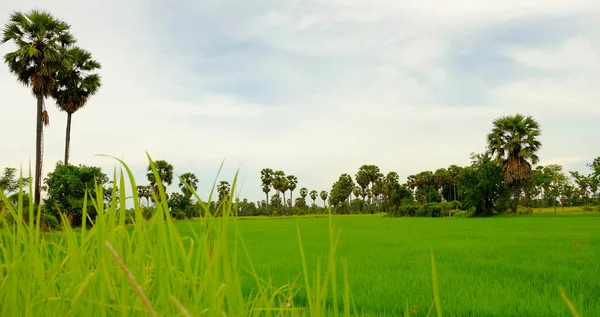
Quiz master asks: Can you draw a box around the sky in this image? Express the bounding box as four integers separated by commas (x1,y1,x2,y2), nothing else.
1,0,599,203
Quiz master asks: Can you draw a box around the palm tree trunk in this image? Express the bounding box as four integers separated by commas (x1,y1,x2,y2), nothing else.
34,94,44,206
511,187,521,213
65,112,72,165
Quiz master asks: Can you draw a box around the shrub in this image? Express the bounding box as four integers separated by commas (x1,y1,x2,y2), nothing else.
595,205,600,212
423,202,442,217
450,200,462,210
455,207,475,218
582,206,593,212
43,213,61,230
517,206,533,215
439,201,452,217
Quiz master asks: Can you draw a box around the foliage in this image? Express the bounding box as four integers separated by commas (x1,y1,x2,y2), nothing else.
458,153,510,216
43,162,108,227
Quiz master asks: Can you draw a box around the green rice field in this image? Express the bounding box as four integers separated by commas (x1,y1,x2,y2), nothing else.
173,214,600,316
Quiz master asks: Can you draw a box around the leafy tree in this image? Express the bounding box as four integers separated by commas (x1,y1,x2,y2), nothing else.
569,171,590,205
0,167,31,211
2,9,76,205
260,168,274,205
320,190,328,208
542,165,567,212
457,153,510,216
43,162,108,226
178,172,198,199
146,160,174,200
487,114,542,213
51,46,101,165
309,190,318,205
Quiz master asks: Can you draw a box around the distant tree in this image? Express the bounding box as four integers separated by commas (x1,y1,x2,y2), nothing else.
178,172,198,199
52,46,102,165
0,167,31,211
136,185,152,206
2,10,76,206
217,181,230,203
320,190,328,208
287,175,298,207
542,165,567,212
487,114,541,213
309,190,318,205
260,168,274,205
146,160,174,200
272,170,285,201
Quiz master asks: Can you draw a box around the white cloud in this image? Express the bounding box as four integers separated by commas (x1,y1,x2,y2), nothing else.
1,0,599,202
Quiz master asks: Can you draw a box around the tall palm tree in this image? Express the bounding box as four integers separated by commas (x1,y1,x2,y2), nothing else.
286,175,298,206
52,46,101,165
309,190,318,205
2,10,76,205
260,168,273,205
487,114,541,213
178,172,199,198
320,190,328,208
272,170,287,204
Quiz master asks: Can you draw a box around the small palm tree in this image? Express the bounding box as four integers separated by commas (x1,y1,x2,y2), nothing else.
2,9,76,205
487,114,541,213
52,46,101,165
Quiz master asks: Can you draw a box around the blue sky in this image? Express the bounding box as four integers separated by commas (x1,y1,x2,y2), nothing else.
1,0,599,203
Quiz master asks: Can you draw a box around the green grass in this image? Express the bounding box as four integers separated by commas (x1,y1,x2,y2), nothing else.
1,156,597,316
173,214,600,316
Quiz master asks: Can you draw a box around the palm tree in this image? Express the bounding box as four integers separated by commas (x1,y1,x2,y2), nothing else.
2,10,76,205
52,46,101,165
147,160,174,200
137,185,152,206
320,190,328,208
287,175,298,206
179,172,199,198
309,190,318,205
487,114,541,213
217,181,230,203
260,168,273,204
272,170,287,204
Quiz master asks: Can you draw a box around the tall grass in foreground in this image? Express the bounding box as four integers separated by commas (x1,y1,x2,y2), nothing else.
0,155,581,316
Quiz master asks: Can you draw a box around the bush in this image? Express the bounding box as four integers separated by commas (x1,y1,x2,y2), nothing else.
450,200,462,210
423,202,442,217
595,205,600,212
439,201,452,217
43,213,61,230
582,206,593,212
455,207,475,218
517,206,533,215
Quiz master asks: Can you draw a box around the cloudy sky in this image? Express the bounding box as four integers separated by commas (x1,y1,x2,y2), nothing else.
1,0,599,203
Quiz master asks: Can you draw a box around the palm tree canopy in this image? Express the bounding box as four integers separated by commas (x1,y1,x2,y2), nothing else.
487,114,542,186
52,46,101,114
2,10,75,96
